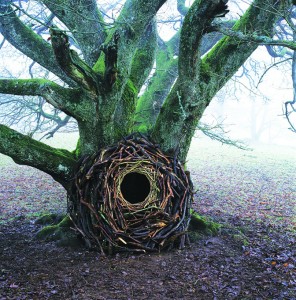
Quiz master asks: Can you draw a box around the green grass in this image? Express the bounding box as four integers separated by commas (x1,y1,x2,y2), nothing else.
187,136,296,169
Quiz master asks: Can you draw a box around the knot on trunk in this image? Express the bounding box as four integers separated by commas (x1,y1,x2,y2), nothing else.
69,134,193,253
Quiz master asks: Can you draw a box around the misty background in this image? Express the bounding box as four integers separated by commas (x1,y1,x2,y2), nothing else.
0,0,295,151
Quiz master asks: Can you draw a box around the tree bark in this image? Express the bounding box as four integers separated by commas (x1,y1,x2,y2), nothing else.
0,125,76,188
0,0,293,252
151,0,290,161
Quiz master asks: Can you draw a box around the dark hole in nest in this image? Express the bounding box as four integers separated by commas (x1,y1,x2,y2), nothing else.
120,172,151,204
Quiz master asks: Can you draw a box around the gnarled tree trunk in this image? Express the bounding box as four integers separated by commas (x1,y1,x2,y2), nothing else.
0,0,291,252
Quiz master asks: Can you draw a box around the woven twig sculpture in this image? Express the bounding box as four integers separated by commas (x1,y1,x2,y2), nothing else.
69,135,193,253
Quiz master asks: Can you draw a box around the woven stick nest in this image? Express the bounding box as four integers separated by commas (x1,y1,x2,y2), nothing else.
69,135,193,253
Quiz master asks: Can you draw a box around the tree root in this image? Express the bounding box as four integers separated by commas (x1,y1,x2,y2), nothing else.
35,214,83,247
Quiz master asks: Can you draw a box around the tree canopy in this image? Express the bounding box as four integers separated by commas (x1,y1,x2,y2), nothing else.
0,0,294,187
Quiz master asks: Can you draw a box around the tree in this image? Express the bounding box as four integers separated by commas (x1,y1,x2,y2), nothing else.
0,0,294,251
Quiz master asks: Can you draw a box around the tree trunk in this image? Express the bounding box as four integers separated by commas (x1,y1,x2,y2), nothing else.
0,0,291,253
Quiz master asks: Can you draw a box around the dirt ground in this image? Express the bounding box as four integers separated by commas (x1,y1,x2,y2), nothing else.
0,214,295,299
0,142,296,299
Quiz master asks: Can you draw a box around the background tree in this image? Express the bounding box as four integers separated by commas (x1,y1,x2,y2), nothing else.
0,0,295,250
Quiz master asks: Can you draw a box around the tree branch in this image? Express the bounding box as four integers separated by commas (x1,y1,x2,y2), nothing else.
136,21,235,131
257,57,292,87
177,0,189,16
151,0,290,161
150,0,230,159
129,18,157,91
0,78,84,119
0,124,76,187
178,0,228,79
49,27,101,94
197,122,251,150
40,115,72,140
99,0,166,94
284,30,296,132
41,0,106,66
216,26,296,51
0,2,73,85
84,0,168,141
200,0,289,98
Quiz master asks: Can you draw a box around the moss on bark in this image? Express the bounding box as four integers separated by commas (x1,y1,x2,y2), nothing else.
0,124,76,187
36,215,82,247
189,211,221,234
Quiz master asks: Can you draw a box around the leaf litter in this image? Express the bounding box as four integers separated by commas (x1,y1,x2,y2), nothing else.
0,141,295,299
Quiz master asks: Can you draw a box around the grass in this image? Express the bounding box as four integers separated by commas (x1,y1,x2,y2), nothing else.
188,136,296,231
0,154,13,166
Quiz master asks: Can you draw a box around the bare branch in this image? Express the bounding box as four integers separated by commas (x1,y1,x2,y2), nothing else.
284,30,296,132
257,58,292,87
284,99,296,132
0,78,82,118
216,26,296,51
40,115,72,140
41,0,107,66
197,122,251,150
0,2,74,85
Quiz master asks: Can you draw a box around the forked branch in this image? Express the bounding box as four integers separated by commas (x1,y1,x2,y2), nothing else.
0,2,73,85
50,28,101,94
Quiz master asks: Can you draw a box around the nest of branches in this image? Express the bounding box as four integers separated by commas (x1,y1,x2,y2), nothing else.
68,135,193,253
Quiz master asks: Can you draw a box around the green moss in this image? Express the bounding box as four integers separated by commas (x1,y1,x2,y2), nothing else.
188,211,221,242
58,215,73,227
36,215,82,247
92,53,105,75
134,58,178,131
35,213,64,225
232,233,250,246
133,31,179,132
0,124,75,160
72,138,81,159
189,210,221,234
232,5,252,32
114,79,138,137
36,225,61,240
136,123,151,134
130,48,156,90
199,61,212,83
0,124,76,185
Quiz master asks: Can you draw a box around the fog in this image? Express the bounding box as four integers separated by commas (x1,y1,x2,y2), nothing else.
199,46,296,148
0,0,295,150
